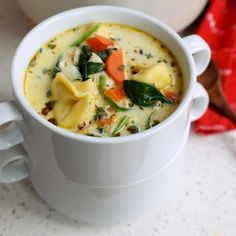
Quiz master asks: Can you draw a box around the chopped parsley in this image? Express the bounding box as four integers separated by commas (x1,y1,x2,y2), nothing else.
47,43,56,49
119,65,126,71
94,107,107,121
46,90,52,98
145,53,153,59
42,68,49,74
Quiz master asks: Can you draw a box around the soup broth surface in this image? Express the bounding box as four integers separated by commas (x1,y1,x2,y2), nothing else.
25,23,183,137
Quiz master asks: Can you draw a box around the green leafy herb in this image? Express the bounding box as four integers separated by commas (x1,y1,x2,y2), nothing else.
70,23,101,47
46,90,52,98
105,96,129,112
78,45,92,80
51,67,60,79
51,55,63,79
78,46,104,80
39,48,43,53
97,49,114,62
110,37,121,42
87,62,104,75
119,65,126,71
99,75,129,112
145,53,153,59
51,66,60,79
97,127,104,134
47,43,56,49
94,107,107,121
139,49,143,55
123,80,172,107
42,68,49,74
112,115,129,136
29,60,36,67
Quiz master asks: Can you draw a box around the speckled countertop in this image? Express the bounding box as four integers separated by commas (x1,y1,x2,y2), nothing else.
1,1,236,235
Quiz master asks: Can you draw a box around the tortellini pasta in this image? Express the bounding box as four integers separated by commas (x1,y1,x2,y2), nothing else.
51,73,96,129
132,62,173,89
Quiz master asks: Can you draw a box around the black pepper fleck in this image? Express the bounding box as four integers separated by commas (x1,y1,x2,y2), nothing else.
48,118,57,125
171,61,176,67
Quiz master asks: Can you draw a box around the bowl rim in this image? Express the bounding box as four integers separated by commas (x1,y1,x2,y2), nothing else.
12,5,195,144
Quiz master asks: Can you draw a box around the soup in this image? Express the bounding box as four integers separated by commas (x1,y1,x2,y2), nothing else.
25,23,183,137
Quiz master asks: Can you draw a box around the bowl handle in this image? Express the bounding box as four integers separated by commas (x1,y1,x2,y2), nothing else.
182,34,211,76
0,101,29,183
190,82,209,122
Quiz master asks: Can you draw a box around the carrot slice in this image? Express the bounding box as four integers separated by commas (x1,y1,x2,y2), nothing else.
86,34,115,52
106,49,125,84
106,87,125,102
162,89,179,104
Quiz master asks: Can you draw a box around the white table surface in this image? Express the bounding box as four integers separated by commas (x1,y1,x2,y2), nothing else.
1,1,236,235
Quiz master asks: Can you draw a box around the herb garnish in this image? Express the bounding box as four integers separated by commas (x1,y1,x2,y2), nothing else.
46,90,52,98
139,49,143,55
51,55,63,79
42,68,49,74
47,43,56,49
51,66,60,79
99,75,129,112
94,107,107,121
145,53,153,59
123,80,172,107
70,23,101,47
112,115,129,136
119,65,126,71
97,127,104,134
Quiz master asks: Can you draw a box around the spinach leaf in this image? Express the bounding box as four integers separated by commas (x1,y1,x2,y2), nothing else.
87,62,104,75
78,45,92,80
97,49,114,62
99,75,129,112
123,80,172,107
78,46,104,80
70,23,100,47
112,115,129,136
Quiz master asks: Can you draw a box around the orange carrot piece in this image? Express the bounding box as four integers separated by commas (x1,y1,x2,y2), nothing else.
105,49,125,84
86,34,115,51
162,89,179,104
106,87,125,102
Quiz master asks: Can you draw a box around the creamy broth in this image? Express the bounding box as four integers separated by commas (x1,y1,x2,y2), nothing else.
25,23,183,137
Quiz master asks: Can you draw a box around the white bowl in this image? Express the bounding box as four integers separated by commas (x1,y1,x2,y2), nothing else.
16,0,208,32
0,6,210,224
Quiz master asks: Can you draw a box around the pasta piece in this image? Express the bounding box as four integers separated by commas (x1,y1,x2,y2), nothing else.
51,72,96,129
132,62,172,89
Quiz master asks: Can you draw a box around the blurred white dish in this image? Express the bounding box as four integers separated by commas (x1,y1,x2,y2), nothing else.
16,0,208,32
